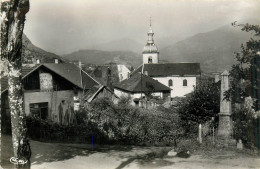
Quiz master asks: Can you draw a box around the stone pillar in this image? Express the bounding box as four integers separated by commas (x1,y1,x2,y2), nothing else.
218,70,232,138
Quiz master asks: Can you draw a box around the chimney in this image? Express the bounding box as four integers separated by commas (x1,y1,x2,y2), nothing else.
78,61,82,69
214,73,220,83
36,59,40,64
144,71,148,76
55,59,59,64
127,72,130,79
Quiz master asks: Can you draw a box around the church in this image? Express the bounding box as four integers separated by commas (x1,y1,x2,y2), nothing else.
132,20,201,98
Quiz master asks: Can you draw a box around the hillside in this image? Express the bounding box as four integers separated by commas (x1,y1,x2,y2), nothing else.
62,50,142,68
22,34,66,64
91,38,143,53
160,24,253,72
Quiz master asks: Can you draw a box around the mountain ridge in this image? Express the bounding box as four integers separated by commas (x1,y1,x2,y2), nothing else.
159,24,253,72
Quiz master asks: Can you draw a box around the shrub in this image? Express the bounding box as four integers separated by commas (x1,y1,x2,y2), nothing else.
25,96,184,146
25,116,109,144
232,97,260,148
83,96,182,146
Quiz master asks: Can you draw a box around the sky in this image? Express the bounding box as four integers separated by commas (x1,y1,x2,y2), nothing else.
24,0,260,55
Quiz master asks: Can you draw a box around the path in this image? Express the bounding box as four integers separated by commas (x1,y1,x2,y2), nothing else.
1,135,260,169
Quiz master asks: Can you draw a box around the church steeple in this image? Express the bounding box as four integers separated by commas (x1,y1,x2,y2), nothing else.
142,17,159,64
147,17,154,44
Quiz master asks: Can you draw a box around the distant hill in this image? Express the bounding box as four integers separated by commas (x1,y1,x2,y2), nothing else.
160,24,253,72
22,34,66,64
91,38,143,53
62,49,142,68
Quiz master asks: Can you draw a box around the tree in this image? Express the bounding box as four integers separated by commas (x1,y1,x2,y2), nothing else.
178,80,220,133
1,0,31,168
226,22,260,110
226,22,260,148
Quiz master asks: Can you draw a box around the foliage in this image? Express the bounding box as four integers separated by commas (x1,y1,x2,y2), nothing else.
117,95,132,107
232,97,260,148
25,115,109,144
226,22,260,110
84,96,182,145
178,80,220,134
24,96,183,146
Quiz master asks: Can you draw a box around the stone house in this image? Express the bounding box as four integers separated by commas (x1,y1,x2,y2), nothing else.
1,62,100,123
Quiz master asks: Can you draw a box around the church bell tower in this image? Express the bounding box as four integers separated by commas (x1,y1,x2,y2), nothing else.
142,17,159,64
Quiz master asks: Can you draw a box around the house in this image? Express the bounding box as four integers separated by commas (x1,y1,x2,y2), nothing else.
114,72,171,106
90,63,131,88
132,20,201,98
1,62,100,124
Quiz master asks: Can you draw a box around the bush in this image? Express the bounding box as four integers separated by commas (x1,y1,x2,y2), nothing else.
25,96,184,146
232,97,260,148
25,116,109,144
83,96,183,146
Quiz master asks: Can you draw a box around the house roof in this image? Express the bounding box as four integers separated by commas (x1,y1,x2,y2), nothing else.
84,85,118,102
42,63,99,89
132,63,201,77
1,63,99,93
114,73,171,93
1,64,40,94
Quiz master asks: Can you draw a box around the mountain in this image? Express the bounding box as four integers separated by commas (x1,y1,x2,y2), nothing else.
62,50,142,68
22,34,66,64
91,38,143,53
160,24,254,72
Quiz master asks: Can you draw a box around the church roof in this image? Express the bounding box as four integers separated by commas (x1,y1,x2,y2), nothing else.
132,63,201,77
114,73,171,93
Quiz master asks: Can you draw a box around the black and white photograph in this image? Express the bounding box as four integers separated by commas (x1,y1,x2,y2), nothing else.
0,0,260,168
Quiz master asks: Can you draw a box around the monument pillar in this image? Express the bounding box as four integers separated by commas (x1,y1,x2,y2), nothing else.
218,70,232,139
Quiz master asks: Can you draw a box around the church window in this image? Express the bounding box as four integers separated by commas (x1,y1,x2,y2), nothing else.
183,79,187,86
148,56,153,63
168,79,173,86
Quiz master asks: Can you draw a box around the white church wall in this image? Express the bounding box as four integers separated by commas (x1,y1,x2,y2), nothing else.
143,53,159,64
154,76,196,98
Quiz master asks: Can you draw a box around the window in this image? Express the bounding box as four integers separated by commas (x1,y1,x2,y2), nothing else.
30,102,48,120
119,74,123,81
168,79,173,86
183,79,187,86
148,56,153,63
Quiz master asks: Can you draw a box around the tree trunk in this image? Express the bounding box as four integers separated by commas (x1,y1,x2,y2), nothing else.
1,0,30,168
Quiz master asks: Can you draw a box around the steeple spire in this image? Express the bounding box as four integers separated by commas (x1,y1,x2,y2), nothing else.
147,17,154,45
142,17,159,64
